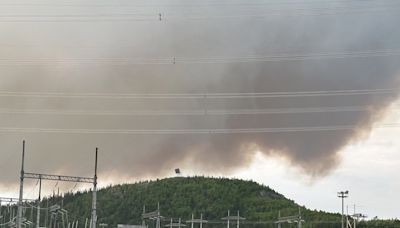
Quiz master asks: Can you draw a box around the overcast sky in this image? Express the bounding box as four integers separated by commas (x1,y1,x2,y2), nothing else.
0,0,399,220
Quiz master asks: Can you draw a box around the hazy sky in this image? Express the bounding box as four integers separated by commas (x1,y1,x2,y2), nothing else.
0,0,399,219
231,107,400,219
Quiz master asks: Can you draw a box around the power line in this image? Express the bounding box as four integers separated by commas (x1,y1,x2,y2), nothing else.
1,4,400,18
0,106,396,117
0,89,394,99
173,49,400,64
25,180,40,200
164,6,400,21
0,124,398,135
0,0,397,8
0,13,157,17
1,5,400,22
1,49,399,65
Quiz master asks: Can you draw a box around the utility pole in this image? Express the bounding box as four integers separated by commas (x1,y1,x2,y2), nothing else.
142,203,163,228
200,214,204,228
226,210,229,228
277,211,281,228
165,218,186,228
156,203,161,228
91,148,98,228
142,206,146,226
337,191,349,228
0,199,2,224
298,208,302,228
221,210,244,228
346,205,349,228
186,213,207,228
236,211,240,228
36,176,42,228
45,199,49,228
353,205,356,228
17,142,98,228
17,140,26,228
276,208,303,228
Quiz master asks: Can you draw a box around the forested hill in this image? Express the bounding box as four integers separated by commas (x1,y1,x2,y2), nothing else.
41,177,399,227
55,177,340,227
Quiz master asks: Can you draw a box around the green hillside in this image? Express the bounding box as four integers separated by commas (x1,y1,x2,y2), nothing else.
8,177,399,228
58,177,342,227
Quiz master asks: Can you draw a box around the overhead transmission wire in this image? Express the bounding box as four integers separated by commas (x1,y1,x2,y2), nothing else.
1,4,400,22
0,13,157,19
0,88,394,99
25,180,40,202
0,4,398,24
1,49,400,65
0,88,397,134
52,181,59,198
70,183,78,193
0,0,398,8
164,5,400,21
0,90,396,134
0,124,398,135
171,49,400,64
1,3,400,17
0,106,398,117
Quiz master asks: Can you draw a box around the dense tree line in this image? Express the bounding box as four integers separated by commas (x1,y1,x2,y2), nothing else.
2,177,398,227
54,177,342,227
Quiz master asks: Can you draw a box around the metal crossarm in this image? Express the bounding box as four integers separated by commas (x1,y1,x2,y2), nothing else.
165,223,186,227
186,213,207,228
276,215,300,222
0,197,35,202
142,211,160,219
165,218,186,228
186,219,208,223
221,216,245,220
24,172,95,183
16,141,99,228
275,209,304,228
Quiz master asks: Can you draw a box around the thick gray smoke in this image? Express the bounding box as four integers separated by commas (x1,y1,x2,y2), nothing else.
1,0,400,191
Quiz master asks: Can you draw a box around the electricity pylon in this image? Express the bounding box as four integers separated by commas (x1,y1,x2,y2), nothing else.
17,141,99,228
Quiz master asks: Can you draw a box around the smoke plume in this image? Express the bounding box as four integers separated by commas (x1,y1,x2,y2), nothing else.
1,0,400,191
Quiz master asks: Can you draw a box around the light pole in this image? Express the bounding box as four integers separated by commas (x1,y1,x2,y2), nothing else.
337,191,349,228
